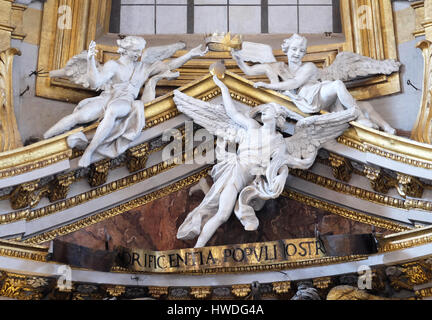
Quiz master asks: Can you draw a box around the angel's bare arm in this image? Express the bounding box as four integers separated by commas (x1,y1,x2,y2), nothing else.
87,41,115,88
255,62,317,91
167,45,208,70
213,76,258,129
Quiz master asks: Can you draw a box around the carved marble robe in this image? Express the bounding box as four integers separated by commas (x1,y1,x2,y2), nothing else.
177,131,289,241
68,64,146,160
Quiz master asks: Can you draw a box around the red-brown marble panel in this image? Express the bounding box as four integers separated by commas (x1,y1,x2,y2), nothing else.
55,184,391,251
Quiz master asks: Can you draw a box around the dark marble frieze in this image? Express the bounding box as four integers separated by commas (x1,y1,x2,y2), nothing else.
54,181,392,252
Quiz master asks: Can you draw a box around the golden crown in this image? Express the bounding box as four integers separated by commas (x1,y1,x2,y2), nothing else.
205,32,243,52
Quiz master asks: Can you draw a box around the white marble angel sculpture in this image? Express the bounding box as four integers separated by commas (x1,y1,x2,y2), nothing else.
173,75,357,248
45,36,208,167
232,34,400,134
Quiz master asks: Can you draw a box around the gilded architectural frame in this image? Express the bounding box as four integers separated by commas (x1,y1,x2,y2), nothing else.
36,0,111,102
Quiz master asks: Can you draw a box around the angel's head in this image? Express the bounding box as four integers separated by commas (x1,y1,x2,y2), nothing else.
250,103,290,130
117,36,147,61
281,34,307,65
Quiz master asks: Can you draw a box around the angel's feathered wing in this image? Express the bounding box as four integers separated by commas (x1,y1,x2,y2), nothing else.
173,90,245,143
49,51,98,89
285,108,357,169
233,41,277,63
141,42,186,64
319,52,401,82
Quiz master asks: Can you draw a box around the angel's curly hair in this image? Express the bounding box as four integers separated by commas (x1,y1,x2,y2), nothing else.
117,36,147,52
281,34,308,53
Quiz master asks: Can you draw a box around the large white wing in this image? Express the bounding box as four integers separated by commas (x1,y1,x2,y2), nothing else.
285,108,357,169
173,90,246,143
141,42,186,64
49,51,98,89
319,52,401,82
234,41,277,63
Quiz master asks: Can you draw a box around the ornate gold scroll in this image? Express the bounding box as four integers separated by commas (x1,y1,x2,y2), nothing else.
117,238,326,274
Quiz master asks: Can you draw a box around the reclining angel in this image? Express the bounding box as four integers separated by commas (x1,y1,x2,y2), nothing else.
45,36,208,167
232,34,400,135
173,75,357,248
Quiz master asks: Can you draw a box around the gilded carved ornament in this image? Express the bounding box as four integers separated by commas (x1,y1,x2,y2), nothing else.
363,165,397,195
329,153,353,182
189,287,212,300
231,284,251,298
0,48,22,151
327,285,393,300
88,159,111,188
411,40,432,143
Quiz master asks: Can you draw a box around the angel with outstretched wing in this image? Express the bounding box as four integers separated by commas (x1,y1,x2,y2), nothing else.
174,75,357,248
232,34,400,135
45,36,208,167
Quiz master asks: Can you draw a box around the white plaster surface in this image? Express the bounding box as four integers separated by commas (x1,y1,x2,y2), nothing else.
229,6,261,34
299,5,333,33
0,160,70,190
11,40,76,143
156,5,187,34
230,0,261,4
157,0,188,4
268,0,296,4
195,0,227,4
367,37,424,131
268,5,298,34
299,0,332,4
123,0,154,4
121,5,155,35
194,5,228,33
119,0,335,34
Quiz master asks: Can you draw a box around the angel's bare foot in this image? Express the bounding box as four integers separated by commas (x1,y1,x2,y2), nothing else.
254,82,268,89
78,152,93,168
244,222,257,231
357,118,378,129
383,125,396,135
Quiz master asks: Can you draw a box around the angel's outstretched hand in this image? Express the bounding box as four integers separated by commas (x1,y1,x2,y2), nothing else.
190,44,209,57
88,41,97,59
